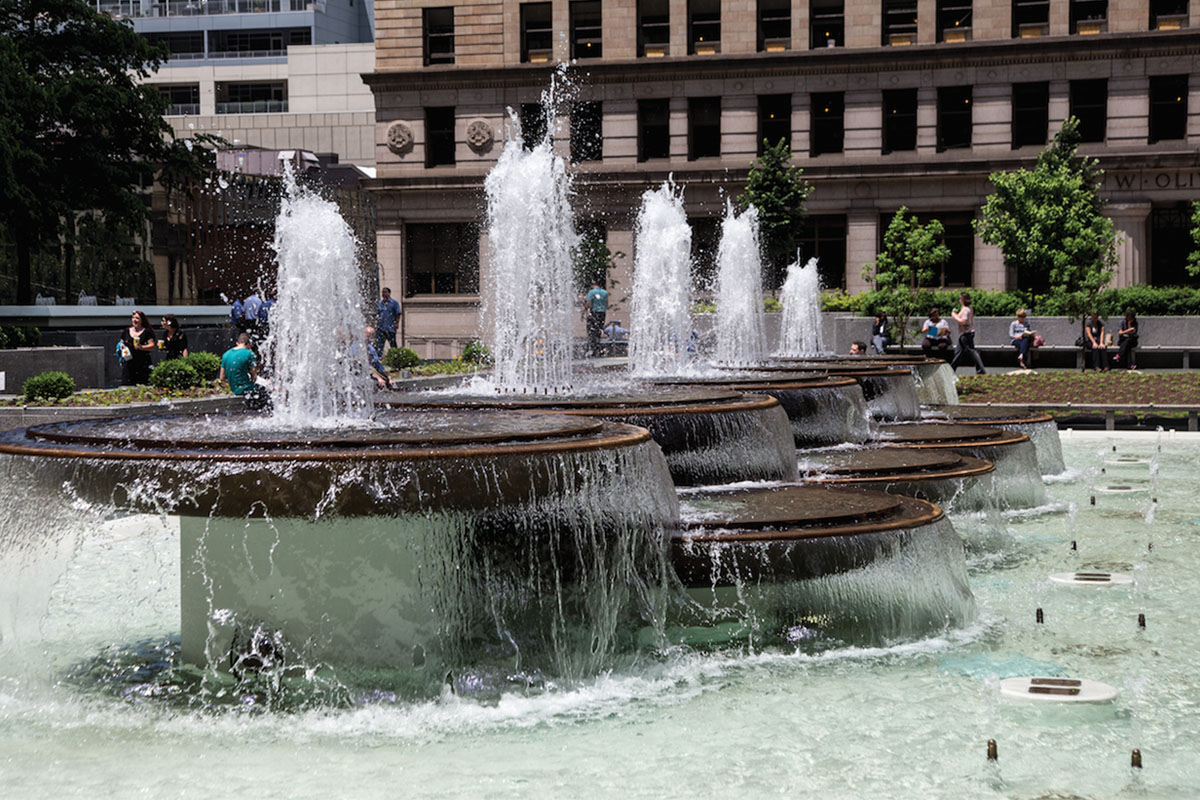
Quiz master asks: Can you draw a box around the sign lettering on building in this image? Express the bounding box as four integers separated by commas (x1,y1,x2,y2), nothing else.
1104,170,1200,193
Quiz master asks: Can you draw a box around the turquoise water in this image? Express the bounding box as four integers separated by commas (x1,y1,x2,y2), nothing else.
2,432,1198,798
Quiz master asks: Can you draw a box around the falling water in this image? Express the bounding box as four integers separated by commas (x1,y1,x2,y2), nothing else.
776,256,826,357
630,180,694,377
712,203,766,366
482,77,578,393
266,169,370,427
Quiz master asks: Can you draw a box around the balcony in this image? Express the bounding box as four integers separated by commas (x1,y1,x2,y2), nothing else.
942,26,971,42
216,100,288,113
1154,14,1187,30
1018,22,1049,37
96,0,314,19
166,103,201,115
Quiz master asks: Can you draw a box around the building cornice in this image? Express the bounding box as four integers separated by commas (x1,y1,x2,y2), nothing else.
363,30,1200,92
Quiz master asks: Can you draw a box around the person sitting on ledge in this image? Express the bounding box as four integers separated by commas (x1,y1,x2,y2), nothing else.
219,333,271,410
363,326,397,390
602,320,629,342
849,341,868,355
920,307,952,360
871,311,890,354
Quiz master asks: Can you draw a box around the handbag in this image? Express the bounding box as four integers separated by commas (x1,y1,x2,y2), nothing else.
116,340,132,363
1031,334,1045,348
1074,336,1087,348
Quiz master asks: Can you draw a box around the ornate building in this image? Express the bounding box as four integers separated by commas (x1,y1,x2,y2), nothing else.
366,1,1200,356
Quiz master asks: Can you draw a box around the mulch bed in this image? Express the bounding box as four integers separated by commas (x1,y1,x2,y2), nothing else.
956,372,1200,408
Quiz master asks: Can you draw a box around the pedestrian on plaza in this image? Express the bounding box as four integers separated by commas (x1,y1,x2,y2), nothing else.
159,314,189,360
1009,309,1037,370
1114,308,1138,370
120,310,157,385
870,310,890,354
949,292,986,374
920,307,952,360
582,279,609,356
1083,312,1108,371
242,290,264,341
375,287,401,355
363,326,397,389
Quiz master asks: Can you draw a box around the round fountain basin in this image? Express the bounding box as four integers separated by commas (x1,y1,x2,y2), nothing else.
719,364,920,421
876,422,1046,509
771,357,958,406
923,404,1064,474
382,386,797,486
798,446,995,511
672,484,975,646
653,374,870,446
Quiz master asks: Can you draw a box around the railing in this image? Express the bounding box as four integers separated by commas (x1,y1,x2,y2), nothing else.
165,103,201,115
215,100,288,114
96,0,316,19
207,49,287,59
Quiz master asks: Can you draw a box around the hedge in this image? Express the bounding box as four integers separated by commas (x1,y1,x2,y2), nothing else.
382,346,421,370
148,360,201,391
22,371,75,401
821,285,1200,317
182,351,221,382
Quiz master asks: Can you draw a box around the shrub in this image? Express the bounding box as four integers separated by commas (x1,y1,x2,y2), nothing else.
182,351,221,382
148,360,201,391
382,346,421,370
691,300,717,315
460,340,493,365
0,327,8,349
763,296,783,313
820,290,862,313
22,371,75,401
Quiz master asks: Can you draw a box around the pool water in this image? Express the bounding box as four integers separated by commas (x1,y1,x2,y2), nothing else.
2,432,1198,798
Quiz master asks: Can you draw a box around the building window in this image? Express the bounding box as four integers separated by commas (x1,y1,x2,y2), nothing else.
1150,204,1199,286
811,0,844,47
1151,0,1189,30
425,107,456,167
406,223,479,296
1069,79,1107,143
690,217,721,291
757,0,791,51
937,212,975,286
688,0,720,54
881,89,917,154
215,81,286,113
158,84,200,116
638,99,671,161
688,97,721,160
1149,75,1188,143
570,101,603,162
810,93,844,156
1012,82,1049,148
757,94,791,154
147,32,205,60
638,0,670,57
937,86,972,151
1070,0,1107,33
520,103,547,149
883,0,918,46
1012,0,1049,37
208,29,308,57
797,215,848,290
520,2,553,63
423,7,454,66
570,1,602,59
937,0,972,42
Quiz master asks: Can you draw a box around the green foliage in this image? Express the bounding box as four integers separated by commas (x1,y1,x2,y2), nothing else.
861,207,951,345
736,138,814,288
0,325,39,348
22,370,74,401
763,296,783,313
819,290,863,313
573,234,625,291
181,351,221,382
975,117,1117,320
1189,200,1200,278
691,300,717,315
148,359,200,391
382,346,422,370
459,340,493,365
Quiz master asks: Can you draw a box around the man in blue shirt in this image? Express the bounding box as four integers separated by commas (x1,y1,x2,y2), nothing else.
375,287,401,355
582,280,608,356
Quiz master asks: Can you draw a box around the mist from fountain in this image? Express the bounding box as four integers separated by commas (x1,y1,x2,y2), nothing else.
712,202,766,366
776,257,826,358
264,168,371,428
630,179,694,377
482,77,578,394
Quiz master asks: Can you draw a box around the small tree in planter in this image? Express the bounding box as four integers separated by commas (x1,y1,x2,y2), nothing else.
862,207,951,346
736,138,814,290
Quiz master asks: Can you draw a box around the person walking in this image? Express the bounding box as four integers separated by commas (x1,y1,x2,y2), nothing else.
582,279,609,357
375,287,401,355
949,292,986,374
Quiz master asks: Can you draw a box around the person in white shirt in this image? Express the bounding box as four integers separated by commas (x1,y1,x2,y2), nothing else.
949,292,986,374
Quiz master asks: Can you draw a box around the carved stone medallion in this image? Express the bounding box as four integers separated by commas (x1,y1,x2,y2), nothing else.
386,120,414,154
466,118,493,152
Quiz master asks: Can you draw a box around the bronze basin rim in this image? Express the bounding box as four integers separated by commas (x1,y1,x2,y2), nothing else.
886,430,1032,450
386,393,783,419
681,484,904,530
807,454,996,484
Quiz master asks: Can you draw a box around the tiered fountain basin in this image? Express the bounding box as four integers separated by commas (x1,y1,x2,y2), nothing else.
798,446,995,512
773,355,957,405
382,387,796,486
651,374,870,446
922,404,1065,474
0,410,679,685
720,364,920,421
876,422,1047,509
671,484,975,646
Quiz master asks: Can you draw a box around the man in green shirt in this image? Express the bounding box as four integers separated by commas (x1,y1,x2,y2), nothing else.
582,280,609,357
219,333,269,409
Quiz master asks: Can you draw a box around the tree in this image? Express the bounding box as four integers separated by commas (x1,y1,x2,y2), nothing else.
736,138,813,290
862,207,951,346
1188,200,1200,278
0,0,173,304
975,116,1117,319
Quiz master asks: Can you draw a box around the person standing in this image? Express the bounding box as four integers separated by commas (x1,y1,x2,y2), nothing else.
949,292,986,374
375,287,401,355
582,279,608,356
159,314,189,360
242,290,264,342
120,310,157,385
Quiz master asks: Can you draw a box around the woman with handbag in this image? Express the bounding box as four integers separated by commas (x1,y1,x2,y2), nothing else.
120,310,157,385
1009,309,1037,370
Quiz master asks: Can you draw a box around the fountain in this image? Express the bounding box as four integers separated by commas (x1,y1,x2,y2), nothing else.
775,257,826,358
711,202,767,366
629,179,693,378
922,404,1065,474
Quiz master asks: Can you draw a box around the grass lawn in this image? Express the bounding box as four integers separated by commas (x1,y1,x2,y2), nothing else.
956,371,1200,407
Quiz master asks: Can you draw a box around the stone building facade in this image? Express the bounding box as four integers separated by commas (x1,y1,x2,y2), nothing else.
366,0,1200,357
